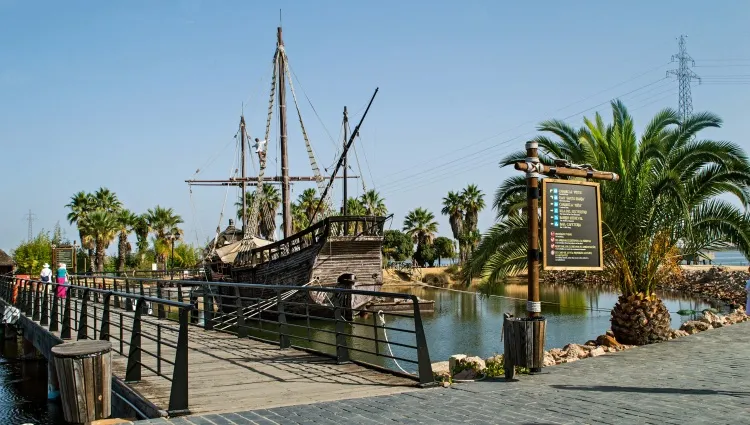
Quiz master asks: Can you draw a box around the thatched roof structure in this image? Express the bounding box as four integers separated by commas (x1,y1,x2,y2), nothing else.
0,249,13,267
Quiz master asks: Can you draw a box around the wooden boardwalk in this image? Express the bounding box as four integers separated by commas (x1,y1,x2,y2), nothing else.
38,299,417,416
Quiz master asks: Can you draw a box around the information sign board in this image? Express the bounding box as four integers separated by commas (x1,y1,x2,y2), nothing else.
541,179,603,270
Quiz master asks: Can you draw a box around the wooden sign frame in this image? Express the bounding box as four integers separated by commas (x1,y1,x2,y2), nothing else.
541,178,604,271
52,245,77,273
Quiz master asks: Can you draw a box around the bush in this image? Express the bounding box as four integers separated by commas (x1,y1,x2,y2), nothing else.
422,273,449,287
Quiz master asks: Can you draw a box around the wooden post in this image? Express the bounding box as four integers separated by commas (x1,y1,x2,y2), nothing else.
51,340,112,423
525,141,542,318
342,106,349,226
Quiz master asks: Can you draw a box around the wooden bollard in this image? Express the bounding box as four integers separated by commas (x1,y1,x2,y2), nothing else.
51,340,112,424
502,316,547,379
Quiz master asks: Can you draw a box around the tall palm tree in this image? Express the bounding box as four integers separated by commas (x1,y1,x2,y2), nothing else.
466,100,750,345
344,198,367,233
296,188,320,221
79,210,119,272
291,202,309,234
92,187,122,214
132,214,151,257
441,191,465,261
145,206,183,263
115,209,137,272
403,208,439,247
461,184,485,235
359,190,387,216
236,185,282,239
66,191,96,271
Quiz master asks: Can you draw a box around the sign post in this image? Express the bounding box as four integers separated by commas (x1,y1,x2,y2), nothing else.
52,245,76,274
503,143,618,377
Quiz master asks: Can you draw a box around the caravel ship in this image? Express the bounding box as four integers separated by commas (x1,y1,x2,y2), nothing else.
186,27,385,313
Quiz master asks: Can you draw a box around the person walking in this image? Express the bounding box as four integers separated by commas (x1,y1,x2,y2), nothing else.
56,263,68,298
40,263,52,283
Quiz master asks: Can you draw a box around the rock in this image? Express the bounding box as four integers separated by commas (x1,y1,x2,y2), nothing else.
453,369,477,380
562,343,588,360
431,361,450,375
464,356,486,371
448,354,467,373
584,340,597,347
679,320,712,335
441,381,451,388
606,330,615,337
596,334,623,349
700,311,726,328
543,351,556,367
588,347,606,357
485,355,503,368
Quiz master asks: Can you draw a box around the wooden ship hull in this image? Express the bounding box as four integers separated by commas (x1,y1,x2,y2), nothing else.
207,216,386,316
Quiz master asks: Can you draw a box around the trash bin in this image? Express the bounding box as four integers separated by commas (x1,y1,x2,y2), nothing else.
502,316,547,379
51,340,112,423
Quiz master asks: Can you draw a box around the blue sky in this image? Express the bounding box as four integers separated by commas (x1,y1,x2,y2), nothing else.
1,0,749,253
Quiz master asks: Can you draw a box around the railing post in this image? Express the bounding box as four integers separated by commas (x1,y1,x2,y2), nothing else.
278,292,290,349
113,278,120,309
125,298,143,382
49,285,59,332
77,289,90,340
40,283,50,326
333,292,350,364
411,295,433,385
235,286,247,337
60,287,72,339
125,279,132,311
157,282,166,319
100,292,111,341
203,284,214,330
168,308,190,415
32,282,41,321
24,280,33,315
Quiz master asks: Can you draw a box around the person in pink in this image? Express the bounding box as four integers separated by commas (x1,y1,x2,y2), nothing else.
56,263,68,298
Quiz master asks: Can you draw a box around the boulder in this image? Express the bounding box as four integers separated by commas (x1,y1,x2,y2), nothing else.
588,347,606,358
448,354,467,373
464,356,486,371
700,311,726,328
679,320,712,335
596,334,623,349
543,351,556,367
431,361,450,375
584,340,597,347
453,369,477,380
485,355,503,368
561,343,588,360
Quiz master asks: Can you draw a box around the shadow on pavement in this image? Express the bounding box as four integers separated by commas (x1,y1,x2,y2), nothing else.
551,385,750,397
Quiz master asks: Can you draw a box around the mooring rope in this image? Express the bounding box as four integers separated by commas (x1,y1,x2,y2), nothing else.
376,310,413,375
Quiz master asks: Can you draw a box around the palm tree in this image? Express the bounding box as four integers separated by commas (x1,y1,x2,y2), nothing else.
466,100,750,345
115,209,137,272
297,188,320,221
236,185,282,239
92,187,122,214
403,208,438,247
66,191,95,270
145,206,183,263
441,191,465,261
80,210,119,272
132,214,151,258
345,198,367,233
461,184,485,234
359,190,387,216
291,202,309,234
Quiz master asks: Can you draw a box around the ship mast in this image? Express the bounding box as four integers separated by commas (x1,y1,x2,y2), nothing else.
240,115,247,232
278,27,292,239
342,106,348,218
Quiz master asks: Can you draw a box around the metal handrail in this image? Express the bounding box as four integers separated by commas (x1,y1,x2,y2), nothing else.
66,274,434,385
0,275,192,415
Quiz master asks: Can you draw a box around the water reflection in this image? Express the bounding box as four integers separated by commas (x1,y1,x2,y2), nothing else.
0,335,64,425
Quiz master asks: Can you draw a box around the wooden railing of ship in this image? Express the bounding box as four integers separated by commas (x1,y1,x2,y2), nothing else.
234,216,387,268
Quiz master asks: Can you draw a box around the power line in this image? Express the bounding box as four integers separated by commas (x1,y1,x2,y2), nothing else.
666,35,700,122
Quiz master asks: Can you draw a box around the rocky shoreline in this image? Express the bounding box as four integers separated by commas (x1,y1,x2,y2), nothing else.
433,308,749,383
542,267,749,308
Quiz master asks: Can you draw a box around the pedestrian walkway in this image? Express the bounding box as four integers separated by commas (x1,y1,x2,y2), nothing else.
136,322,750,424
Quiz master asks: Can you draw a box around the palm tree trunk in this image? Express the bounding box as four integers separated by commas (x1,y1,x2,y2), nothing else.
88,248,95,272
96,241,106,273
117,233,127,272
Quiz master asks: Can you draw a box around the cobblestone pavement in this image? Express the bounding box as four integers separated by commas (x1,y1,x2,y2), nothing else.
135,323,750,424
